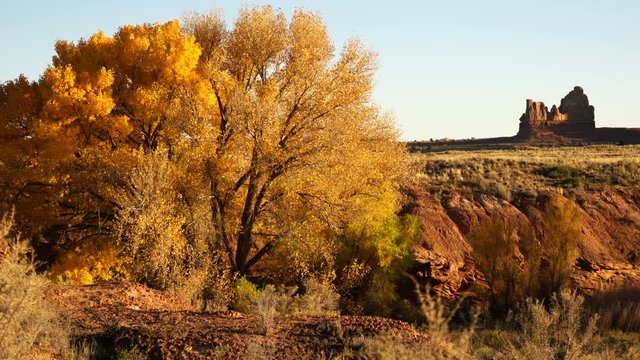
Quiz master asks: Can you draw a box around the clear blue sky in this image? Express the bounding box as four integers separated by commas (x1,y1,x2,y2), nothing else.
1,1,639,140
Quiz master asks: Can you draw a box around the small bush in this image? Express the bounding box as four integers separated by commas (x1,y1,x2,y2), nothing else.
469,215,537,314
357,284,475,359
494,183,512,202
0,213,83,359
235,278,340,334
253,285,294,335
292,278,340,316
177,252,235,311
233,277,260,313
508,290,598,360
539,199,581,298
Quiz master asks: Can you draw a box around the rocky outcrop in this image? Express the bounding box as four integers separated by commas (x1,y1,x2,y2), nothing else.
404,187,640,299
518,86,596,138
559,86,595,123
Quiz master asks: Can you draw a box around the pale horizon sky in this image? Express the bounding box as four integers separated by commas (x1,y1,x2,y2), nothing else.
1,1,639,140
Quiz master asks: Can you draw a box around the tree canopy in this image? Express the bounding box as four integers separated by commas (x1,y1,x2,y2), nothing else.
0,6,407,280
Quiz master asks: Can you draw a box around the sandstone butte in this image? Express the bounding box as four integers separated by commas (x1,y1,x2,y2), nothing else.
408,85,640,150
516,86,640,144
518,86,596,138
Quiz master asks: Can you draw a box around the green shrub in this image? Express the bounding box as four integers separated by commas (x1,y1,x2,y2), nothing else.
233,277,260,313
336,214,419,315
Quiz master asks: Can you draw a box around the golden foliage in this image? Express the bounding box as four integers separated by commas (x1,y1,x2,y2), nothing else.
470,215,527,312
182,6,408,275
48,240,129,285
470,199,581,312
0,6,407,291
539,198,582,296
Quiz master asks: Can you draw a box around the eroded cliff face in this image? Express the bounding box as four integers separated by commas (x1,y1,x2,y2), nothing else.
403,187,640,298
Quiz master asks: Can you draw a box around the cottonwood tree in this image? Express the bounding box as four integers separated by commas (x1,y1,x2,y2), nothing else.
184,6,407,274
1,21,212,280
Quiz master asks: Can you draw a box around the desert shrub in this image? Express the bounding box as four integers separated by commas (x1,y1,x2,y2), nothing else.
474,327,640,360
470,216,541,314
235,278,340,334
245,339,277,359
292,278,340,316
582,332,640,359
253,285,295,335
177,252,235,311
110,150,221,306
507,290,598,360
494,183,512,202
519,224,543,298
237,278,341,316
470,215,521,313
535,166,582,187
50,150,215,294
0,213,82,359
114,151,193,290
539,199,581,298
357,285,475,359
470,199,580,314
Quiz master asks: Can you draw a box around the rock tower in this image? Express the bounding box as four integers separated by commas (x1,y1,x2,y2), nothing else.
518,86,596,138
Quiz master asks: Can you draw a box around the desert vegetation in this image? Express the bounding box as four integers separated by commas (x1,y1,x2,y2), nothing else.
1,4,639,359
0,213,91,359
415,145,640,199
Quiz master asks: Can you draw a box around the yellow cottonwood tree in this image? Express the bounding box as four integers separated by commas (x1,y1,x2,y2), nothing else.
184,6,408,274
1,21,212,279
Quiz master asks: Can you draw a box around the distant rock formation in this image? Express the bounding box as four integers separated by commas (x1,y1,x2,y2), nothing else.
518,86,596,138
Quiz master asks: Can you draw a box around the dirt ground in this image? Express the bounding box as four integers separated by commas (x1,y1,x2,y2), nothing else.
49,282,421,359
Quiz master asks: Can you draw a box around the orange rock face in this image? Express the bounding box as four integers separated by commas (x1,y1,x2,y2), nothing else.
403,187,640,299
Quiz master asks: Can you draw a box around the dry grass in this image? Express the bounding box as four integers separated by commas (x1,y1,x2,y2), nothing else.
413,144,640,197
587,285,640,332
